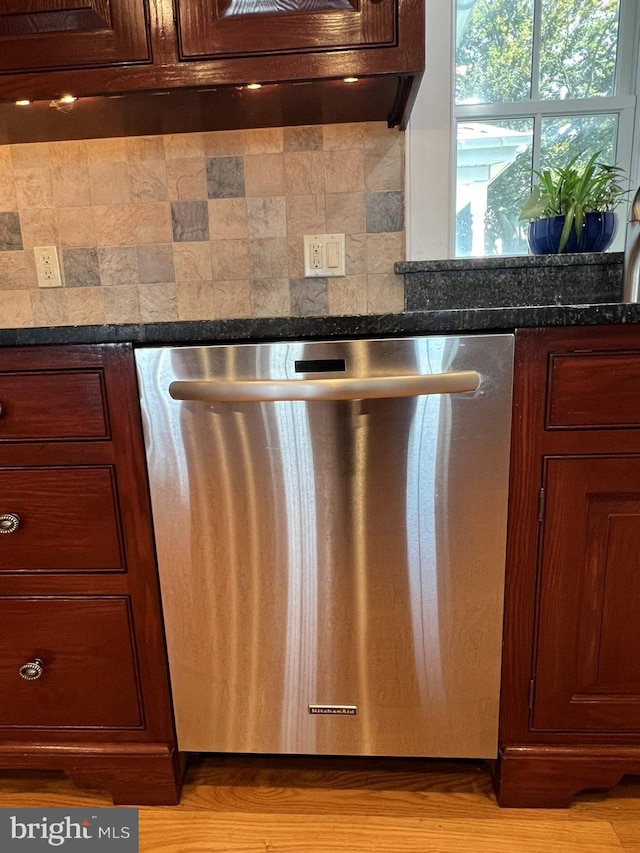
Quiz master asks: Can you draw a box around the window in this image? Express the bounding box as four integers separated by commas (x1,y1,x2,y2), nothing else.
453,0,637,257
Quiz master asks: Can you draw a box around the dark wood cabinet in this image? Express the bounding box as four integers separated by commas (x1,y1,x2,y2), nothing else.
0,0,423,141
532,455,640,734
0,0,150,73
175,0,395,60
496,326,640,808
0,344,181,806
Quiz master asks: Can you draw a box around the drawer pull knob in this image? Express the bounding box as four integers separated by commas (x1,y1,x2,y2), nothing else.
19,659,44,681
0,513,20,534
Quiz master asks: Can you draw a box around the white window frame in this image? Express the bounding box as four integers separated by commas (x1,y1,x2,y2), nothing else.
406,0,640,260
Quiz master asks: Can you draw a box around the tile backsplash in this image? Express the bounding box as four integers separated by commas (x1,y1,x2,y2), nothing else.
0,122,405,329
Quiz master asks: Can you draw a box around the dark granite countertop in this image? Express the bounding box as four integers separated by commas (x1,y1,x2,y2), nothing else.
398,252,626,311
1,252,637,347
3,301,640,348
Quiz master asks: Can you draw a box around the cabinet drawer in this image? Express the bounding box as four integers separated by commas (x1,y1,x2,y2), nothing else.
547,352,640,429
0,370,108,442
0,596,143,729
0,467,123,572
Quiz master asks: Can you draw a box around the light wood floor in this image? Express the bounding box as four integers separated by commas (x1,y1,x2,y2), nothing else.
1,756,640,852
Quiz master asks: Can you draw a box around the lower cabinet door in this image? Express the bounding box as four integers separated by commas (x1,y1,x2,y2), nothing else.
0,596,143,730
532,455,640,732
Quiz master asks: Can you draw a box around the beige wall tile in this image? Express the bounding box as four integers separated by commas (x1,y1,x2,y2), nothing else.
164,133,205,159
247,197,286,238
94,204,135,246
286,195,326,236
203,130,246,157
167,159,207,201
213,279,252,318
173,242,213,282
366,231,405,274
64,287,106,325
251,278,290,317
0,251,37,288
249,237,289,278
0,290,33,327
365,145,404,192
15,168,54,209
31,288,69,327
176,280,215,321
57,207,96,247
10,143,50,169
128,161,168,202
322,123,366,151
211,239,251,279
325,193,365,234
328,274,368,316
52,165,91,207
0,147,16,211
243,128,284,154
346,233,366,275
86,138,127,163
19,209,59,248
134,202,173,244
244,154,285,197
208,198,248,240
139,283,177,322
367,272,405,313
98,247,138,287
324,150,364,194
127,136,165,161
49,140,89,168
364,123,403,152
284,152,325,194
7,122,406,329
103,285,141,324
90,162,130,205
287,235,305,279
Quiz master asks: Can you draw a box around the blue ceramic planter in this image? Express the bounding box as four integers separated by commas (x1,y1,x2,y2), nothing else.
528,211,617,254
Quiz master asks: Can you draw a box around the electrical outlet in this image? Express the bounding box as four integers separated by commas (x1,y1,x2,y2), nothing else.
34,246,62,288
303,234,345,277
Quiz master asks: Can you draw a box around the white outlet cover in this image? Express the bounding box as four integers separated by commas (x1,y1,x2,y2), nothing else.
34,246,62,288
303,233,346,277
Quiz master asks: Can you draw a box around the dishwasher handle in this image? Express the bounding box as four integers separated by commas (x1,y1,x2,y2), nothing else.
169,370,481,403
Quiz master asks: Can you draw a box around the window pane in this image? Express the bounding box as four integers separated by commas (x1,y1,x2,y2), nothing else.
540,114,618,168
456,119,533,257
455,0,534,104
539,0,620,99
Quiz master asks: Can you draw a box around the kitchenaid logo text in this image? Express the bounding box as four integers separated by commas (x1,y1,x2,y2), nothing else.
309,705,357,715
1,809,138,851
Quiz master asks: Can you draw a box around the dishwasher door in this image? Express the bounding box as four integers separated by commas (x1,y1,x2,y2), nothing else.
135,334,514,758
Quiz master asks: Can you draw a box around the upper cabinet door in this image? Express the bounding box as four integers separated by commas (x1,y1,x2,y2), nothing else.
0,0,150,73
175,0,395,60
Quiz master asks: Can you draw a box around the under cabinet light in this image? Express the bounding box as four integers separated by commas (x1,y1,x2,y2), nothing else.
343,77,359,83
246,83,262,90
59,94,77,104
15,99,31,106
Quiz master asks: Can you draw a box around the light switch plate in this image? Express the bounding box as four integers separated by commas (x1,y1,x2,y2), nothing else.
303,234,345,277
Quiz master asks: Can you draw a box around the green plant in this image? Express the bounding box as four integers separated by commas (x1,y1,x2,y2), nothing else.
519,151,626,252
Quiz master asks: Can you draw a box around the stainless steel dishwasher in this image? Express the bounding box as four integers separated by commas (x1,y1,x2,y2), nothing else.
135,334,514,758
